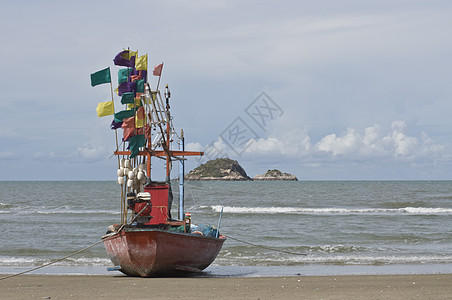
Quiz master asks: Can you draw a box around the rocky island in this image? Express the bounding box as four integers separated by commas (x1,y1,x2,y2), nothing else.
184,158,251,181
253,169,298,181
185,158,297,181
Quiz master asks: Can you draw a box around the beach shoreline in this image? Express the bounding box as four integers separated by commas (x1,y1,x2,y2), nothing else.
2,273,452,299
2,263,452,278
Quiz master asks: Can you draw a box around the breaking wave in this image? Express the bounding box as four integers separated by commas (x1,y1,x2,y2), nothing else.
206,205,452,215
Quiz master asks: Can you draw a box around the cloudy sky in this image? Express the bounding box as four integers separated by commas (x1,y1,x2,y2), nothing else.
1,0,451,180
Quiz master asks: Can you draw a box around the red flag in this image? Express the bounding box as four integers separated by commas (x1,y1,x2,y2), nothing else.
122,116,145,140
122,116,136,140
153,63,163,76
136,106,145,119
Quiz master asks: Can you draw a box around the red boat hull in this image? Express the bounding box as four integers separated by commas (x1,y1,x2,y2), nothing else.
102,228,226,277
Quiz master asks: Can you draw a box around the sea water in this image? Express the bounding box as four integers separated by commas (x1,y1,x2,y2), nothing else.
1,181,452,277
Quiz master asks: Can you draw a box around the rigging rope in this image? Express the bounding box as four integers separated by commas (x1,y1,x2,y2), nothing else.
224,235,308,256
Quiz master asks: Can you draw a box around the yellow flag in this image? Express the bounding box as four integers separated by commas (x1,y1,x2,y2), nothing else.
135,118,144,128
96,101,115,117
135,54,148,70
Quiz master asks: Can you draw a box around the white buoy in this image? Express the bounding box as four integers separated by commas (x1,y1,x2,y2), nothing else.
123,168,130,177
125,159,131,168
128,171,135,179
117,176,124,185
137,171,144,180
120,158,125,168
138,164,145,171
127,179,133,188
117,168,124,177
133,167,138,175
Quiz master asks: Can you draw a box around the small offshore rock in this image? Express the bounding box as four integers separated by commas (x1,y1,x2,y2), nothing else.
253,169,298,181
185,158,251,181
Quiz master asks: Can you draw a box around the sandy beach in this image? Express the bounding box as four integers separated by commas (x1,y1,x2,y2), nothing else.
1,274,451,299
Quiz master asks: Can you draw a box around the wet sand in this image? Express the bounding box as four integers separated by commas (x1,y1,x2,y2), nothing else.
1,274,452,299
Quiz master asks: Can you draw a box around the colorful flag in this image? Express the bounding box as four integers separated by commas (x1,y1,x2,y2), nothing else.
130,70,147,82
123,127,135,141
113,50,137,68
121,92,135,104
135,118,144,128
135,54,148,71
122,117,146,140
135,106,145,128
136,106,145,119
122,116,136,140
153,63,163,76
136,79,145,93
118,68,133,85
125,50,138,59
110,120,123,130
96,101,114,117
129,134,145,158
127,98,142,109
114,109,135,123
118,81,136,96
90,67,111,87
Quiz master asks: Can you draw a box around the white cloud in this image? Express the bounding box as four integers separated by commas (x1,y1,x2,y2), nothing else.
315,121,443,160
203,120,446,163
75,143,108,160
316,129,360,156
185,142,203,151
381,121,419,158
244,127,312,157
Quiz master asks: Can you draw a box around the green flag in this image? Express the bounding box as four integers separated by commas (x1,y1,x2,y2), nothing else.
121,92,135,104
118,68,133,85
129,134,145,158
114,109,135,123
136,79,145,93
90,67,111,87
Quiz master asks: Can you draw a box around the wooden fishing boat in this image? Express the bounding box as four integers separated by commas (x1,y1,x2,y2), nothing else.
92,49,225,277
103,227,225,276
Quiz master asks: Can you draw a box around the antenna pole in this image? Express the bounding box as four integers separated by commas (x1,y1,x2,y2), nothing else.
179,129,185,220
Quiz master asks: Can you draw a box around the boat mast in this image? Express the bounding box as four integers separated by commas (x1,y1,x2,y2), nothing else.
179,129,185,220
112,64,204,222
165,84,171,181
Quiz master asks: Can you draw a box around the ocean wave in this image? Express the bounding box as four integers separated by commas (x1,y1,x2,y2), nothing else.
206,205,452,215
0,202,14,209
215,252,452,266
36,209,120,215
312,245,363,253
0,204,120,215
0,256,111,267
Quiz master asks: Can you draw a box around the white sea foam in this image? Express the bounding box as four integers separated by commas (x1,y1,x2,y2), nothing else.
36,209,120,215
0,256,111,267
216,253,452,265
207,205,452,215
0,257,37,266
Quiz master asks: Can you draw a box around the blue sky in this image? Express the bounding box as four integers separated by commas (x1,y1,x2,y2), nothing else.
1,0,452,180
